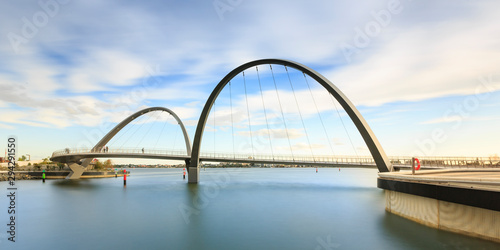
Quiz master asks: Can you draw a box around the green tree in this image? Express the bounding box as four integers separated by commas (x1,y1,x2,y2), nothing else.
18,155,27,161
94,160,103,170
103,159,113,169
42,157,51,164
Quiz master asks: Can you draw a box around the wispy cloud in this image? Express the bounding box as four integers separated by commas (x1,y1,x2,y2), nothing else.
421,115,500,125
328,1,500,106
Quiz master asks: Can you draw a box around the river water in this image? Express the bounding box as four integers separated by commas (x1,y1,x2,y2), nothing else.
1,168,499,249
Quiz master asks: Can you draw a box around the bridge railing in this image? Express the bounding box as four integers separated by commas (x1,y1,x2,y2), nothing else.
388,156,500,168
51,148,500,168
199,152,378,165
51,148,189,158
199,152,499,168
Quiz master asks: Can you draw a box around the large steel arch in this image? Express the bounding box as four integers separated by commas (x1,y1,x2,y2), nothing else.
188,59,393,183
76,107,192,175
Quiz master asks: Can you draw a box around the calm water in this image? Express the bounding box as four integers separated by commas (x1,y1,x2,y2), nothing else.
1,168,499,249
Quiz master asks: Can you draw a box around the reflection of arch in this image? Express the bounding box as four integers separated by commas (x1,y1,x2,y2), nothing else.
188,59,393,183
79,107,192,168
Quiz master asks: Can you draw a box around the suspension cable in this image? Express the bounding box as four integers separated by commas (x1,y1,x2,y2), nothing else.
171,125,179,153
269,65,294,161
135,110,161,148
256,66,275,159
229,81,236,159
119,111,155,150
329,94,359,157
303,73,335,156
153,112,170,149
285,66,315,162
107,114,137,149
243,71,255,159
213,101,216,157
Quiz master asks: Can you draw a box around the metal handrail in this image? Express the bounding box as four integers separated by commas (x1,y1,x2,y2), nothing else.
51,148,500,168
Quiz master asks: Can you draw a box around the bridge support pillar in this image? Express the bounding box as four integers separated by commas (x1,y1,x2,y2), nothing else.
187,159,199,184
66,163,86,179
188,166,199,183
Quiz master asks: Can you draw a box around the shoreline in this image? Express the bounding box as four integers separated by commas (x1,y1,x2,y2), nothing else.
0,170,127,181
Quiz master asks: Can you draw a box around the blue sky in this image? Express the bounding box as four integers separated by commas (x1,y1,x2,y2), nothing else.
0,0,499,163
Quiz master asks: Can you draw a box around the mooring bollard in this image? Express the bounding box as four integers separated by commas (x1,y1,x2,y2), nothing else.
411,157,420,175
42,169,46,183
123,169,127,186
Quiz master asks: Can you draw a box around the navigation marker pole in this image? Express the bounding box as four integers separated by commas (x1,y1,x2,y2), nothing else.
183,168,186,180
124,169,127,186
42,169,45,183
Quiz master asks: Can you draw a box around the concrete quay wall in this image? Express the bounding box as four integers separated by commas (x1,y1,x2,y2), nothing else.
379,169,500,243
385,190,500,243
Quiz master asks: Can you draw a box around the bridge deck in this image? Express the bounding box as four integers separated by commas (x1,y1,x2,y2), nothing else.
50,148,499,169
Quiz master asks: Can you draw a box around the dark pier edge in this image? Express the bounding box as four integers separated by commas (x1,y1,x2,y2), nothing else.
378,178,500,212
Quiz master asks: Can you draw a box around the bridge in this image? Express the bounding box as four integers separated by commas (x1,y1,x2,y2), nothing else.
49,58,500,243
50,58,499,182
51,148,495,170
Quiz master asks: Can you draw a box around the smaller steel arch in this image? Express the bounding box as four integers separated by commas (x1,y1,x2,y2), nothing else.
78,107,192,168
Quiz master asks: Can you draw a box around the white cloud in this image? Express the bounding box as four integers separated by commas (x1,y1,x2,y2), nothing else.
421,115,500,125
238,128,304,139
328,2,500,107
66,50,148,93
420,116,461,125
286,142,326,152
332,138,345,146
0,123,15,129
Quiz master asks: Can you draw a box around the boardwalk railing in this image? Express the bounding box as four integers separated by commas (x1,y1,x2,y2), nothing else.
51,148,500,169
